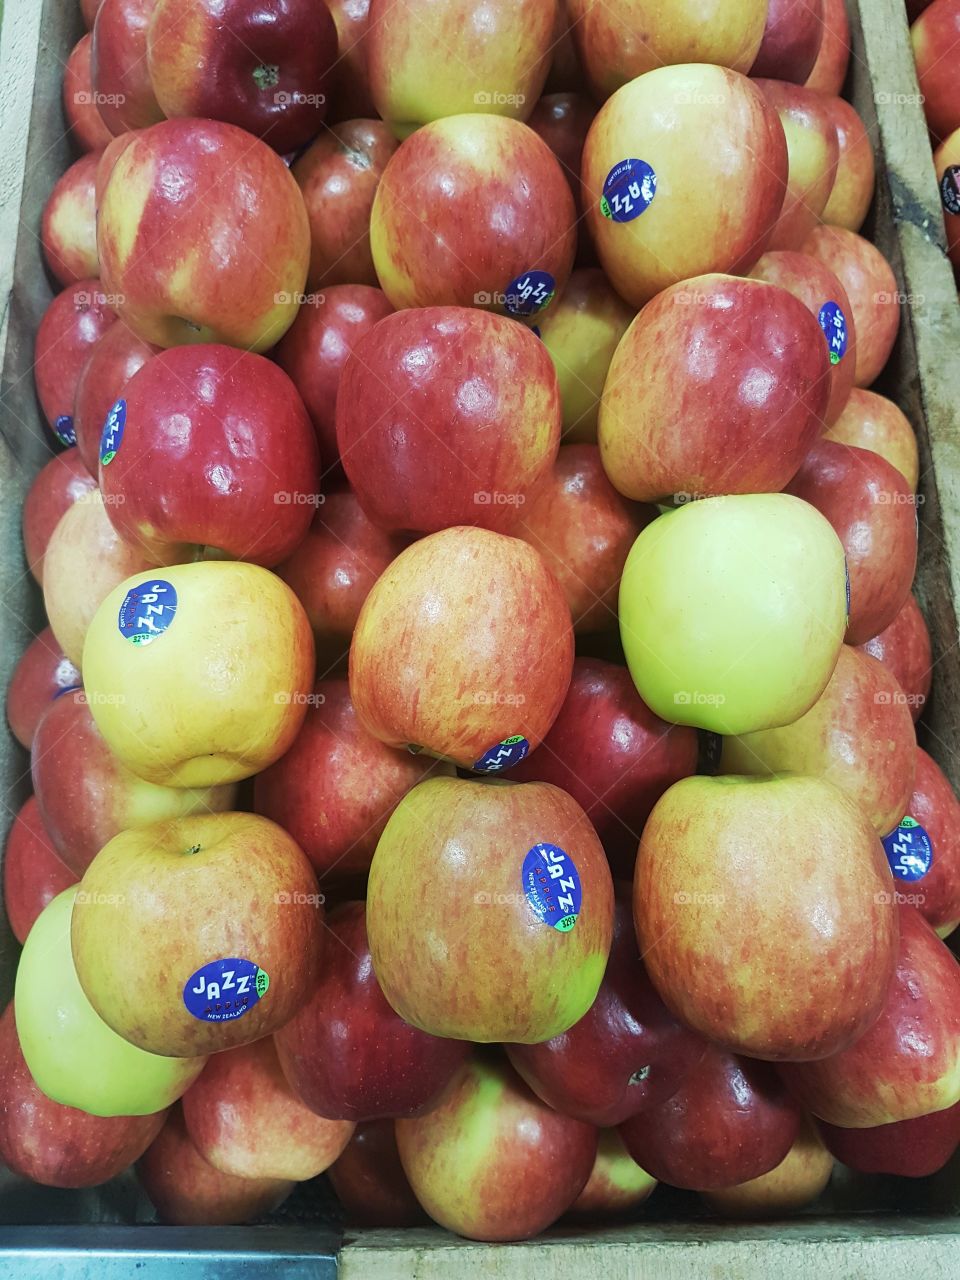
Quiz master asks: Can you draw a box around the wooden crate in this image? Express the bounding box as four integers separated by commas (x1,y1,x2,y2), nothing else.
2,0,960,1274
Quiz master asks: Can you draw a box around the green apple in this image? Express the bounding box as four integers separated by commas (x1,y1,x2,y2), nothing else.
14,890,206,1117
618,493,847,734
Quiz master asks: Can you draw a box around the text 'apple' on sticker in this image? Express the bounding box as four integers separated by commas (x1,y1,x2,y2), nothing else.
117,580,178,647
503,271,556,318
940,165,960,216
600,159,657,223
100,398,126,466
882,816,933,882
817,301,848,366
521,843,582,931
472,734,530,773
183,957,270,1023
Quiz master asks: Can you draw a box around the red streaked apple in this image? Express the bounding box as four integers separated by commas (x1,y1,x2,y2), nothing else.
41,153,99,286
370,114,576,314
326,0,375,119
273,901,470,1119
858,594,932,723
367,776,614,1042
71,811,324,1056
395,1053,597,1241
94,129,138,206
337,307,560,536
635,773,899,1061
22,449,97,583
34,280,116,443
825,387,920,489
349,526,573,772
2,798,78,945
6,627,80,748
81,561,315,788
566,1129,656,1220
898,747,960,936
599,275,831,502
63,35,114,152
912,0,960,141
701,1116,833,1217
97,118,309,351
754,79,840,250
804,0,850,95
91,0,165,132
818,1101,960,1176
821,96,876,232
328,1120,427,1227
780,906,960,1126
582,65,787,308
750,0,823,83
73,321,158,477
721,647,916,838
527,93,595,214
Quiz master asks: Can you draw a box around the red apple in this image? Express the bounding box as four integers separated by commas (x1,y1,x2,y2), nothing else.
800,225,900,387
6,627,80,748
825,387,919,489
91,0,165,132
897,747,960,936
21,448,98,582
2,797,78,945
818,1101,960,1176
619,1046,802,1191
804,0,851,95
82,0,105,26
138,1106,294,1224
780,906,960,1126
33,280,116,443
73,321,158,476
509,657,698,877
274,285,394,469
370,115,576,315
754,79,840,250
566,1128,657,1220
786,441,918,645
41,154,100,288
599,275,830,502
701,1115,833,1216
750,0,824,83
93,129,138,205
97,118,309,351
327,1120,426,1226
0,1002,165,1188
935,127,960,270
63,35,114,152
821,96,876,232
350,527,574,772
858,594,932,723
527,93,595,214
396,1054,597,1241
147,0,338,153
291,121,398,290
325,0,375,120
912,0,960,141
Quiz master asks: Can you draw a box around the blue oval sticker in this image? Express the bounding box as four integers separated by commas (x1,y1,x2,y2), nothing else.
600,159,657,222
818,301,848,365
941,165,960,216
473,734,530,773
521,843,582,931
54,415,76,447
118,579,178,646
504,271,556,318
100,398,126,466
882,816,933,882
183,957,270,1023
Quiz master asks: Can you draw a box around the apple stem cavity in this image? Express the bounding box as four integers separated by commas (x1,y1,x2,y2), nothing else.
629,1066,651,1085
253,65,280,92
184,844,202,856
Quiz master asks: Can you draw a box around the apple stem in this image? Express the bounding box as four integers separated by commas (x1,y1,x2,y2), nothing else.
253,64,280,91
184,844,202,856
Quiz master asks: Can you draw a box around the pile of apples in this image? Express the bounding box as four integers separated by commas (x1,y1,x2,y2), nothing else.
4,0,960,1243
913,0,960,270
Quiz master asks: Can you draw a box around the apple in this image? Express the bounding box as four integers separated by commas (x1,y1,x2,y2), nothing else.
935,127,960,270
824,388,920,489
582,65,787,307
396,1053,597,1241
63,35,114,152
721,646,917,838
367,776,614,1041
15,889,206,1116
291,121,398,290
701,1116,833,1217
785,441,918,645
514,445,654,632
91,0,165,132
326,0,375,119
255,681,444,880
370,115,576,314
146,0,338,153
97,344,319,566
41,153,99,287
22,450,98,583
337,308,560,536
800,225,900,387
273,491,406,666
599,275,831,502
748,249,858,428
780,906,960,1126
97,118,309,351
618,1046,802,1190
0,1002,165,1188
545,0,584,93
818,1101,960,1176
509,657,699,877
2,798,77,945
566,1129,656,1220
349,527,573,772
804,0,851,95
6,627,80,748
527,93,595,214
34,280,116,443
618,494,847,735
912,0,960,141
635,773,898,1060
858,594,932,723
896,747,960,936
32,689,236,876
567,0,765,101
328,1121,426,1226
81,562,315,787
274,901,470,1119
506,900,707,1125
71,811,324,1057
181,1037,354,1179
73,320,158,476
275,286,394,470
750,0,824,83
137,1106,294,1224
754,80,840,250
93,129,138,205
83,0,105,28
367,0,554,135
820,96,876,232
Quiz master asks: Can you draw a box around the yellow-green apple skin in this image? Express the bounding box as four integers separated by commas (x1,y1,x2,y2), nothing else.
825,388,920,490
395,1054,597,1240
366,776,614,1042
567,1128,657,1219
536,268,634,442
618,494,847,735
634,774,899,1061
701,1116,833,1218
581,65,788,307
82,561,315,788
71,812,324,1057
753,79,840,251
368,0,555,137
15,890,206,1117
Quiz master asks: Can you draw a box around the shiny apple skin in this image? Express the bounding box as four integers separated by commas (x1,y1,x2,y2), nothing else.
804,0,850,94
327,1119,427,1226
73,322,158,476
858,594,932,723
818,1100,960,1177
6,628,80,749
901,747,960,936
753,79,840,250
2,797,78,945
912,0,960,141
820,96,876,232
326,0,376,120
63,36,114,152
21,449,98,584
91,0,165,133
41,153,100,287
750,0,824,83
34,280,116,442
825,387,919,490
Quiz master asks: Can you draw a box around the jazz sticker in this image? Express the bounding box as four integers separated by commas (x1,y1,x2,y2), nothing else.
54,415,76,447
600,159,657,222
817,301,848,365
941,165,960,216
183,957,270,1023
117,580,178,646
882,816,933,882
504,271,556,318
521,843,582,931
100,398,126,466
473,734,530,773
